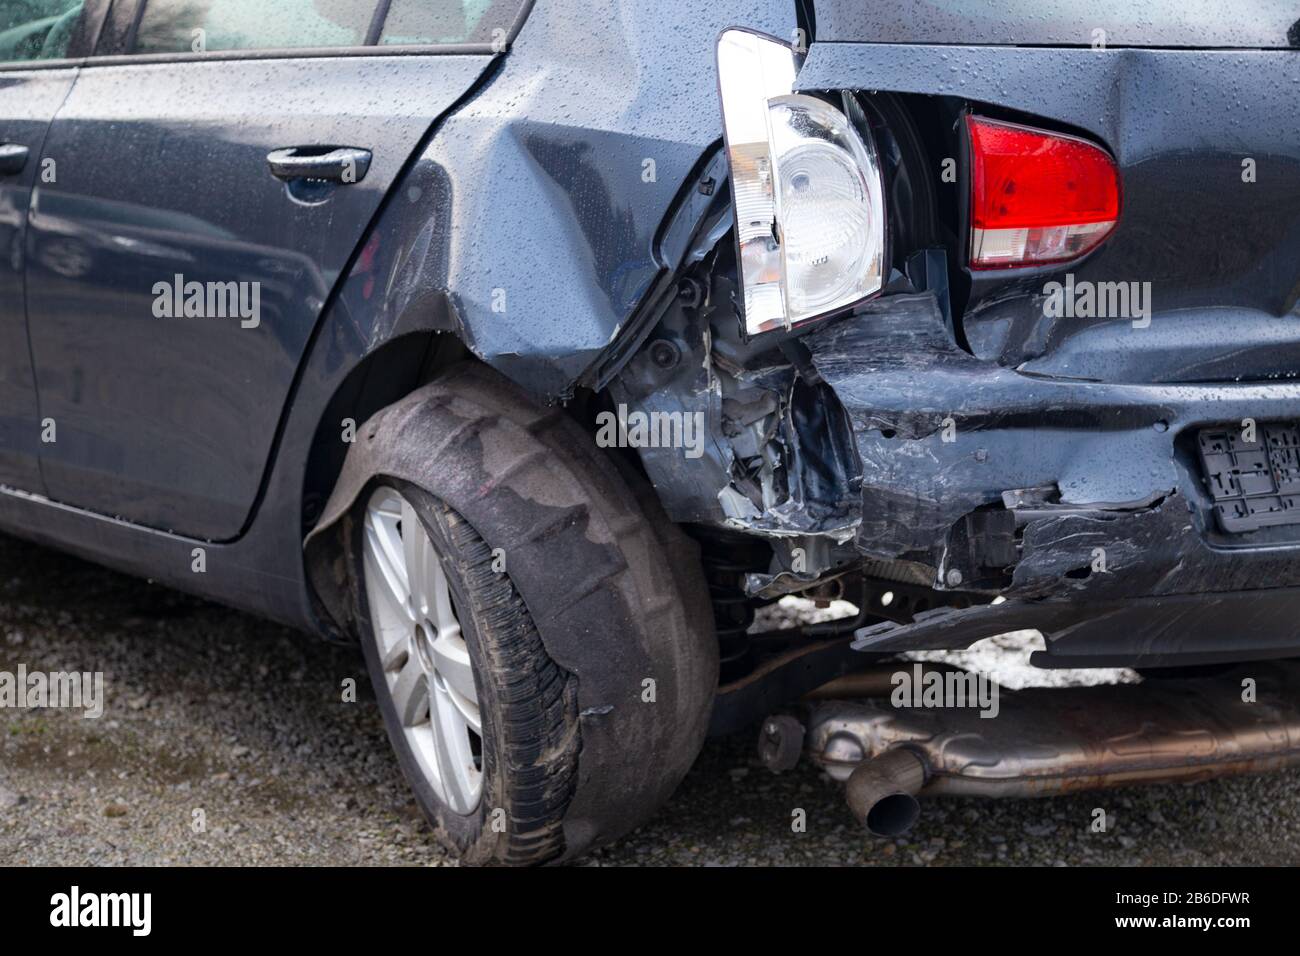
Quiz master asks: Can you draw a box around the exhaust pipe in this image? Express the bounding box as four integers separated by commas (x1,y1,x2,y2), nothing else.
803,661,970,701
803,660,1300,835
845,748,927,836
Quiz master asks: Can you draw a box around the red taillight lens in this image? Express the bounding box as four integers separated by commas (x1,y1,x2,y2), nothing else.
967,115,1121,270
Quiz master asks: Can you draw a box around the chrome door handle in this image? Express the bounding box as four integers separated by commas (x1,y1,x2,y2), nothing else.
266,147,372,184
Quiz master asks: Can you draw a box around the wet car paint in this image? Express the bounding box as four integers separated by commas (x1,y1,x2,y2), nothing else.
392,0,796,398
811,0,1300,49
0,0,797,632
777,34,1300,663
804,294,1300,590
24,53,494,540
796,42,1300,374
2,0,1299,669
0,67,74,492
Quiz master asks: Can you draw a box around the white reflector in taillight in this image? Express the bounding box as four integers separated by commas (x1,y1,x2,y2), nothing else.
717,29,886,335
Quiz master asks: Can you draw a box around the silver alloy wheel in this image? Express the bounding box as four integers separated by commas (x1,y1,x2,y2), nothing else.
362,487,483,814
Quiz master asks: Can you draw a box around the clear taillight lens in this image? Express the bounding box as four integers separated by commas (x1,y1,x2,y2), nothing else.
967,115,1121,269
718,29,886,335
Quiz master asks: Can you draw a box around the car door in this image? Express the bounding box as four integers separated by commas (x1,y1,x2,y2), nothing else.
24,0,522,539
0,0,104,491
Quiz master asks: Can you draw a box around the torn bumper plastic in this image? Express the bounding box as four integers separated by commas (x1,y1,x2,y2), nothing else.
802,293,1300,666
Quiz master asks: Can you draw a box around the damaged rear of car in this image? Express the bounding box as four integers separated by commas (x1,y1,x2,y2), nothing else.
298,0,1300,858
765,3,1300,674
14,0,1300,867
551,4,1300,842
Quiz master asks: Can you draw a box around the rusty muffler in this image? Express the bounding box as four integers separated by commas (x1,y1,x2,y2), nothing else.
803,660,1300,835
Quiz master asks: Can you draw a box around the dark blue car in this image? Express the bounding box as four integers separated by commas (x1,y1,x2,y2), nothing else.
5,0,1300,864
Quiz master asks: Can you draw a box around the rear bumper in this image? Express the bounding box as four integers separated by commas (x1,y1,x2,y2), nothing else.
851,588,1300,670
805,293,1300,666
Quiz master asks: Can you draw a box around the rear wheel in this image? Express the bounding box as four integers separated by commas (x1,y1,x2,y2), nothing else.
356,480,578,865
308,362,718,864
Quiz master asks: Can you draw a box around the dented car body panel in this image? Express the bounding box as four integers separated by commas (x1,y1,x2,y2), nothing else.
0,0,798,631
1,0,1298,678
408,1,796,399
804,293,1300,595
770,38,1300,663
9,0,1300,864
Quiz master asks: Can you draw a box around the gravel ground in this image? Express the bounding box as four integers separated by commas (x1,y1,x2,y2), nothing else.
3,531,1299,866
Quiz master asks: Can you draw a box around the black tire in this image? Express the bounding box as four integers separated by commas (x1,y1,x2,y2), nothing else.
309,362,718,865
353,481,578,866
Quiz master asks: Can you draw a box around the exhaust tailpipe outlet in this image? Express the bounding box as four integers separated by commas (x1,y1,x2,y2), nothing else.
845,747,928,837
808,661,1300,832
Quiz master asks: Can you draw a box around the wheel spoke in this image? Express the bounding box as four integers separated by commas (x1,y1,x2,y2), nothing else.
380,632,412,673
430,680,480,811
391,651,430,728
431,628,477,705
429,558,456,632
448,685,481,736
365,513,410,620
401,499,431,619
362,547,405,630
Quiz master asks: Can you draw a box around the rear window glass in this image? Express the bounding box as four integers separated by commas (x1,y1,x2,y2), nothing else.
134,0,376,54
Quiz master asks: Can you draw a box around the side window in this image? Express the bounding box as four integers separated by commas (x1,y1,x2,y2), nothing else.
133,0,377,55
0,0,84,62
379,1,519,46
